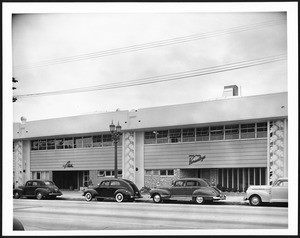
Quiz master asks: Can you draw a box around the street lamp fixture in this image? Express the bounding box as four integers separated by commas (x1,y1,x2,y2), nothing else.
110,121,122,178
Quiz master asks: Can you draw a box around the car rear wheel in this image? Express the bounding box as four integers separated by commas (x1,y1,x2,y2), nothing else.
85,192,93,201
13,192,21,199
36,192,43,200
249,195,262,206
195,196,205,204
115,193,124,203
153,194,162,203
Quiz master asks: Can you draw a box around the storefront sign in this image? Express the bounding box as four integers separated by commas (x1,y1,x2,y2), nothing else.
63,161,74,168
189,155,206,165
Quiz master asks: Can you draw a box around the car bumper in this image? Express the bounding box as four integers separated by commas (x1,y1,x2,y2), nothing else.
213,194,226,200
49,192,62,196
130,194,143,199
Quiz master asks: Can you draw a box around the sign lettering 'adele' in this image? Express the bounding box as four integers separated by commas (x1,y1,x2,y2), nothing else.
189,155,206,165
63,161,74,168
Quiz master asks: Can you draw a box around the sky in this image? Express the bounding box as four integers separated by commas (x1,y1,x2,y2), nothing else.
4,3,295,124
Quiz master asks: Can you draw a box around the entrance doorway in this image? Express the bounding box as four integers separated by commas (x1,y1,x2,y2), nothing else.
53,171,79,190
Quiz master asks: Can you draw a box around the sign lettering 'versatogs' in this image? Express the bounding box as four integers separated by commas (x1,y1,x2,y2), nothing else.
189,155,206,165
63,161,73,168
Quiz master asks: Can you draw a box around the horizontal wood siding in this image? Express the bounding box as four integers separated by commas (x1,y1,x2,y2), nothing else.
144,139,267,169
30,147,122,171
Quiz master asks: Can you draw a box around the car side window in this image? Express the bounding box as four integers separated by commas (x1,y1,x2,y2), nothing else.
100,181,109,187
186,181,197,186
199,180,209,187
26,181,32,186
174,181,184,187
32,181,38,186
110,181,121,186
276,181,288,187
38,181,45,186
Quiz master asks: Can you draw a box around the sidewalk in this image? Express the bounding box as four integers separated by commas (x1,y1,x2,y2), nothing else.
59,190,248,205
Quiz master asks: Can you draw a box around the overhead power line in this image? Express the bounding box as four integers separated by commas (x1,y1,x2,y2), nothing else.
14,54,286,99
14,19,286,71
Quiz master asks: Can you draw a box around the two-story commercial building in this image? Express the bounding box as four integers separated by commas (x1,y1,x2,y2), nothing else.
13,86,288,191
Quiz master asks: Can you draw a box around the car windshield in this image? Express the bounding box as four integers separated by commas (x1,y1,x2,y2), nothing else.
44,181,54,186
201,179,212,187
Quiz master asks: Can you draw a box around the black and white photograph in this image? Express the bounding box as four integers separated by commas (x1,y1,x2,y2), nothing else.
2,2,298,236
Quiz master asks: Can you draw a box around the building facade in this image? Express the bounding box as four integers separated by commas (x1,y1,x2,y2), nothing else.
13,90,288,191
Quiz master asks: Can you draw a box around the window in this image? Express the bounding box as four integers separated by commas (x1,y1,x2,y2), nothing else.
110,181,121,186
199,180,209,187
160,170,167,176
152,170,159,175
169,129,181,143
144,131,156,144
55,138,64,149
103,134,112,146
26,181,33,186
145,170,152,175
160,169,174,176
241,123,255,139
83,136,92,148
196,127,209,141
36,172,41,179
100,181,110,187
47,139,55,150
186,181,198,186
38,140,46,150
74,137,83,148
157,130,168,143
31,140,38,150
93,135,102,147
210,126,224,140
174,181,184,187
97,170,105,177
276,181,288,187
64,137,73,149
182,128,195,142
225,124,239,140
167,170,174,176
257,122,267,138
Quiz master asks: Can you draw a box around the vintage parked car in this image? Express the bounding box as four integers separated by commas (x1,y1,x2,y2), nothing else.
13,179,62,200
149,178,226,204
244,177,288,206
83,178,142,202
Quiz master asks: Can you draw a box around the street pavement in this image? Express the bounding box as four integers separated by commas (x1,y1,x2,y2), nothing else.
59,190,248,205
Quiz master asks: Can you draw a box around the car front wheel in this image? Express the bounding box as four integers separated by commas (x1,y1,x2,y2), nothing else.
115,193,124,203
249,195,261,206
36,192,43,200
13,192,21,199
85,192,93,201
153,194,162,203
195,196,205,204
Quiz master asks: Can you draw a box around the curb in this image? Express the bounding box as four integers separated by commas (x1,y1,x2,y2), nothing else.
58,194,248,205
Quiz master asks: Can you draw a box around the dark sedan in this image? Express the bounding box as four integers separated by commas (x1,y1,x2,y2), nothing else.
13,179,62,200
150,178,226,204
83,178,142,202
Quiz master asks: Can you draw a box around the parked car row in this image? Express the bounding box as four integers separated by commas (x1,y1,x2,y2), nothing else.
13,177,288,206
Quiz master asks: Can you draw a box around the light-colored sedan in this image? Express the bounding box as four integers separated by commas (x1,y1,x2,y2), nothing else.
244,177,288,206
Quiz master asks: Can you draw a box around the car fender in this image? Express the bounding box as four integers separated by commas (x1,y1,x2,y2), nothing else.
149,188,171,198
83,189,99,197
193,188,215,197
13,188,24,196
247,190,271,202
114,189,132,197
35,188,50,196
